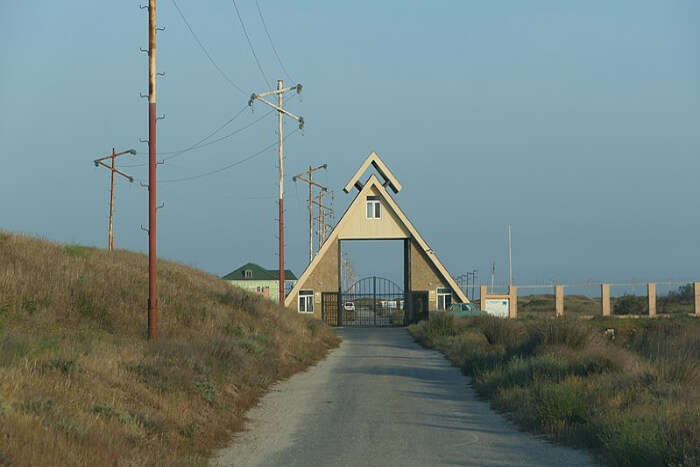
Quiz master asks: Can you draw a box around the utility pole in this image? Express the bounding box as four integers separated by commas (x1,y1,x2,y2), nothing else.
491,261,495,293
508,224,513,288
473,269,478,301
249,81,304,305
93,148,136,250
313,189,334,253
292,164,327,264
147,0,158,340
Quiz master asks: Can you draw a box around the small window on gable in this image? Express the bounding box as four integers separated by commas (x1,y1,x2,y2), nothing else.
244,269,253,279
366,195,381,219
298,290,314,313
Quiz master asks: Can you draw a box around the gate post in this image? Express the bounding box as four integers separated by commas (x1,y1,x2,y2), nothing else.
403,238,412,325
601,284,611,316
648,283,656,317
508,285,517,318
555,285,564,317
337,239,342,326
480,285,487,310
373,275,377,326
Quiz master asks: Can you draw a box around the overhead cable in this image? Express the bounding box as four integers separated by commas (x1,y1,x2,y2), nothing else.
122,105,251,167
159,128,299,183
255,0,293,82
171,0,247,95
231,0,271,88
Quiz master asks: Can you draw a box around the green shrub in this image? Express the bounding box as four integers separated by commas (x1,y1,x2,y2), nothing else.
534,378,590,426
424,312,456,338
478,316,525,347
597,416,677,467
613,294,647,315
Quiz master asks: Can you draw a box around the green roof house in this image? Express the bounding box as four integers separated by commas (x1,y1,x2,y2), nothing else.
222,262,297,304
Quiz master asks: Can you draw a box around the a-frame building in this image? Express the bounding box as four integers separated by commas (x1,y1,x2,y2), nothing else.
285,152,468,325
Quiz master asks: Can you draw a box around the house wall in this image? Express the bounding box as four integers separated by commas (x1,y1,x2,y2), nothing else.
286,240,339,319
227,279,296,304
410,239,452,311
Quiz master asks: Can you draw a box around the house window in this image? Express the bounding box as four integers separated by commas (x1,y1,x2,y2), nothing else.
366,196,381,219
437,288,452,310
298,290,314,313
244,269,253,279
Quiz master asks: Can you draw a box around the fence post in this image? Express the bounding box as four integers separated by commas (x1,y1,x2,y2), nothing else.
695,282,700,316
509,285,517,319
480,285,487,310
648,283,656,317
555,285,564,317
601,284,611,316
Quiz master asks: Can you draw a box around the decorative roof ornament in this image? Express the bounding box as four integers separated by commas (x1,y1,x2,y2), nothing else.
343,151,402,194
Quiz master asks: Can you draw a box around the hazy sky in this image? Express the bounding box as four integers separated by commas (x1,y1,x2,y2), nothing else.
1,1,698,288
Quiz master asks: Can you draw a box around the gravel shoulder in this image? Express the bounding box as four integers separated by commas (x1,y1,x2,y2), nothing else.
213,328,595,467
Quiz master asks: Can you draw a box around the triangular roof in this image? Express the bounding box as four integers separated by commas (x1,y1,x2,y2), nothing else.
223,262,297,281
343,151,402,194
285,174,468,306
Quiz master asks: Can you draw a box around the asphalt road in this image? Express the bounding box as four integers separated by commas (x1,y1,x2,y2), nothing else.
213,328,594,467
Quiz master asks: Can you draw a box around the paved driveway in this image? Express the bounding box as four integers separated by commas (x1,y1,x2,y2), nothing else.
213,328,594,466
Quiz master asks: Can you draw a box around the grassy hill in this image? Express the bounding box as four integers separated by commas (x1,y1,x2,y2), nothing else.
0,232,339,465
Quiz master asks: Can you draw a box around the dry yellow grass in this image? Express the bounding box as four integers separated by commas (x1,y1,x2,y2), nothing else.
0,231,339,466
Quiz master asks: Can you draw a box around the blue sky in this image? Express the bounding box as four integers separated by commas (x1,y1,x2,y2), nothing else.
1,1,698,286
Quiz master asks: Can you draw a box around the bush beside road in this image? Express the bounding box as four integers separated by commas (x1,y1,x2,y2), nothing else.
409,313,700,466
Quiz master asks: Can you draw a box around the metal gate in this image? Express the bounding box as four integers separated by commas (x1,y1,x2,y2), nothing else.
341,276,406,327
321,292,339,326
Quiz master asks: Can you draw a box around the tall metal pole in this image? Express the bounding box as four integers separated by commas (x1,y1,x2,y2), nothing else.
108,148,116,251
308,165,313,264
508,224,512,288
249,81,304,305
148,0,158,340
293,164,327,265
277,79,285,305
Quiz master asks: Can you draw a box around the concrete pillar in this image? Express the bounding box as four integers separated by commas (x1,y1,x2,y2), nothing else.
509,285,517,319
648,283,656,317
555,285,564,317
480,285,488,310
601,284,611,316
695,282,700,316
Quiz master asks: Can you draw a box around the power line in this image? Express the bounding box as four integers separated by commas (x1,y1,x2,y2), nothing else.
159,128,299,183
171,0,246,95
231,0,271,88
162,108,272,159
122,105,251,167
255,0,293,82
123,92,299,167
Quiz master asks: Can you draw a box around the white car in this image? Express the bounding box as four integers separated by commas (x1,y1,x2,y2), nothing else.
343,302,355,311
